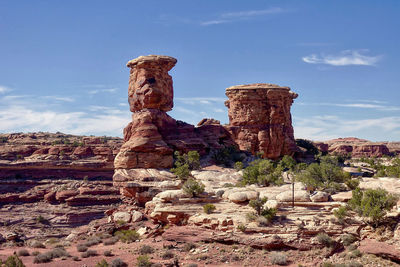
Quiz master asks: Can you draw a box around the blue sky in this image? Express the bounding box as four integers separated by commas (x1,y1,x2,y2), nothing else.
0,1,399,141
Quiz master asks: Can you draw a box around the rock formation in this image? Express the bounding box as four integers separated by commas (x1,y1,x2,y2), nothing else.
224,83,298,159
0,132,122,179
314,137,395,158
114,55,234,172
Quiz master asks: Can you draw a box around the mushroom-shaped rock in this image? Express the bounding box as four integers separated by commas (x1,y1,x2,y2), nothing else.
127,55,177,112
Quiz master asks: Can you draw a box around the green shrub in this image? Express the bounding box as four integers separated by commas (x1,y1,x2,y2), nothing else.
317,233,335,247
203,203,216,214
171,151,201,180
111,258,128,267
137,255,152,267
348,188,398,226
237,224,246,232
249,197,276,222
345,179,360,190
17,249,30,257
269,251,287,265
139,245,154,255
297,156,349,191
84,236,102,247
241,159,284,186
114,229,140,243
210,146,243,167
35,215,47,224
182,178,205,197
161,250,175,259
234,161,244,171
0,136,8,143
351,249,362,258
333,206,349,224
249,197,267,215
103,237,119,245
296,139,319,155
1,255,26,267
33,253,52,264
81,249,97,258
95,259,109,267
341,234,357,246
279,155,297,171
171,164,190,180
30,240,46,249
103,250,113,257
246,212,258,222
76,244,88,252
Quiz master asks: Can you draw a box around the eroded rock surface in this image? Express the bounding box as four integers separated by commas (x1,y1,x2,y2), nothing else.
224,83,298,159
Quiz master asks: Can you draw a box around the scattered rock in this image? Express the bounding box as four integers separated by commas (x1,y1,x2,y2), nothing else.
310,191,330,202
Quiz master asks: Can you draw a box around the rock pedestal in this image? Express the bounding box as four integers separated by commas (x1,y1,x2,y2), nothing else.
114,55,234,188
224,83,298,159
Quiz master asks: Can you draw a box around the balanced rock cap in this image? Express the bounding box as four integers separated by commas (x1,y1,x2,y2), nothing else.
126,55,177,70
226,83,291,91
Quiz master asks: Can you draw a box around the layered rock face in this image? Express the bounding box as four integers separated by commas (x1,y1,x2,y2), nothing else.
315,137,395,158
114,55,234,182
0,132,122,179
224,83,298,159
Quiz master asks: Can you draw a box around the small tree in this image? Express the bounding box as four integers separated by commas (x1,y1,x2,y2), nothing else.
348,188,398,227
171,151,200,180
182,178,205,197
249,197,276,223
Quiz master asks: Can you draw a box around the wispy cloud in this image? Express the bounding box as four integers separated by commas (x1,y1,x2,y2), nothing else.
201,7,285,26
302,50,382,66
175,97,226,105
0,85,12,94
299,101,400,111
294,115,400,141
0,93,130,136
41,96,75,102
88,88,118,94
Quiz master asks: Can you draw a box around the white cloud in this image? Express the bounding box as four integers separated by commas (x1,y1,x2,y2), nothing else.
302,50,382,66
41,96,75,102
175,97,226,105
294,115,400,141
0,85,12,94
0,105,129,136
201,7,285,26
201,20,229,26
88,88,118,94
299,101,400,111
0,93,130,136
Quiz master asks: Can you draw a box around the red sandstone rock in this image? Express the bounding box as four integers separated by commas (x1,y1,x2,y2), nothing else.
317,137,392,158
127,55,176,112
73,146,94,158
44,191,56,202
224,83,298,159
359,239,400,263
0,132,123,179
55,190,79,202
197,118,221,126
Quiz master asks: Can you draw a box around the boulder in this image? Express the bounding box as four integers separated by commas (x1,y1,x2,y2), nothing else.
223,188,259,203
275,190,310,202
359,239,400,263
310,191,330,202
113,211,131,223
131,211,143,222
331,191,352,202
